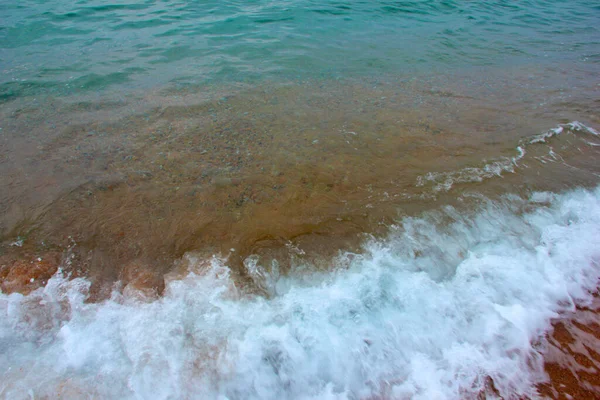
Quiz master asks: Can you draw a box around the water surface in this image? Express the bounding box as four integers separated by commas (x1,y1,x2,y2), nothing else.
1,1,600,399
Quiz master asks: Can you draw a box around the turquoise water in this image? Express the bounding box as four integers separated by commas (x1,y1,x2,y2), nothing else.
2,0,599,98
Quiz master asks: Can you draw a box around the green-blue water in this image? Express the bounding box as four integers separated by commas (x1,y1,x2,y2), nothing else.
2,0,599,99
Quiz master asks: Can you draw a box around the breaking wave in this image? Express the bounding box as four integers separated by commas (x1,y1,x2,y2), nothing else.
2,185,600,399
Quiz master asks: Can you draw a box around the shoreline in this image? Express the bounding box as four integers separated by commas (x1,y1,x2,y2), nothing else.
2,186,600,398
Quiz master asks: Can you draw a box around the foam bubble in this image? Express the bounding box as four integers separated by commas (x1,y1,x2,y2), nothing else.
1,187,600,399
416,121,599,192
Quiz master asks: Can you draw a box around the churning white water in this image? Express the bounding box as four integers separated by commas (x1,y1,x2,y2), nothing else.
1,186,600,399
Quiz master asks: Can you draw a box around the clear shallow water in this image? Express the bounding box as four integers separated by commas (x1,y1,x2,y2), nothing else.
2,185,600,399
1,0,599,98
0,121,599,399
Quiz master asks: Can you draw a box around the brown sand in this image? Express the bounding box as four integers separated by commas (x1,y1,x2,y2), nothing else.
537,293,600,399
1,67,600,397
2,71,599,299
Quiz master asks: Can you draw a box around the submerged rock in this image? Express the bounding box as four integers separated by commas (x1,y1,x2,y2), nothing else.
0,252,61,295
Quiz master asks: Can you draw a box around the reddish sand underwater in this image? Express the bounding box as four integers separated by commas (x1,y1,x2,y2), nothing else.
2,254,600,399
1,72,600,398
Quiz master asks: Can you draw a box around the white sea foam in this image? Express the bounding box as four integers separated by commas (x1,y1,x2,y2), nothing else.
416,121,599,192
2,187,600,399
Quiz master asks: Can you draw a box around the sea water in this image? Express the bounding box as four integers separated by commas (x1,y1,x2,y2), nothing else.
1,1,600,399
2,0,599,97
2,185,600,398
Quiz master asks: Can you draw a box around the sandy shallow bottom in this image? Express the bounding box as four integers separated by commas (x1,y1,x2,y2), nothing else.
1,64,600,398
2,186,600,399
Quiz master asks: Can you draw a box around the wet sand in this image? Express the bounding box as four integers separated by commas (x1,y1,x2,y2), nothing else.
538,294,600,399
